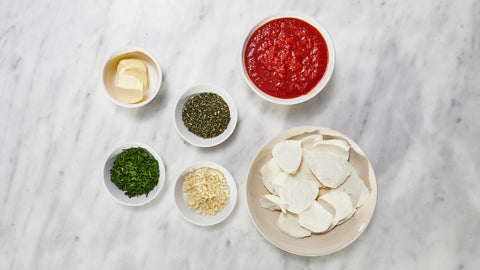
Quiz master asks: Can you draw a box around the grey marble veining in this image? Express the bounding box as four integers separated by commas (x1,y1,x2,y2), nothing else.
1,0,479,269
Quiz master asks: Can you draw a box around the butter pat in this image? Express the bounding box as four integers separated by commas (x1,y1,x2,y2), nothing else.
114,59,148,104
117,59,147,73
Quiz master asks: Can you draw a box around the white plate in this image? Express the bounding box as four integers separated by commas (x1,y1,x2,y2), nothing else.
174,84,238,147
240,12,335,105
246,126,377,256
173,161,238,226
103,143,165,206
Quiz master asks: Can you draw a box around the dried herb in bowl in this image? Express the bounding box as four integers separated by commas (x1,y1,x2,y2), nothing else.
110,147,159,198
182,92,231,138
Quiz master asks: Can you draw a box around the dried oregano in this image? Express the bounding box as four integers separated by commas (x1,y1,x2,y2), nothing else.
182,92,231,138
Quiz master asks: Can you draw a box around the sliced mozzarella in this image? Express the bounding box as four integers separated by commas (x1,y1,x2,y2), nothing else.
338,167,370,208
279,180,319,214
278,212,311,238
272,140,303,174
272,176,288,196
296,150,323,188
309,152,352,188
283,167,321,190
301,135,324,150
316,198,336,232
311,139,350,160
299,201,333,233
260,194,287,213
318,190,354,226
261,158,288,195
338,209,356,225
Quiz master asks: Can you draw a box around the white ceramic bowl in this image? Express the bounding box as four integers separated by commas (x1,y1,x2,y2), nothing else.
173,84,238,147
103,143,166,206
240,12,335,105
103,47,162,108
173,161,238,226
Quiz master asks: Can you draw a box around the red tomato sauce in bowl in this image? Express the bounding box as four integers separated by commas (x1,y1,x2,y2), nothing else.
244,17,329,99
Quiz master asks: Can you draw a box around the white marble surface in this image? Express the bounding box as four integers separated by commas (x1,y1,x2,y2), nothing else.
1,0,479,269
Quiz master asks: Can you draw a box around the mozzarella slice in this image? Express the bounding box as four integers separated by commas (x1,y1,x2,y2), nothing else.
296,150,323,187
337,209,356,225
261,159,288,195
260,195,287,213
338,167,370,208
272,177,288,196
299,201,333,233
318,190,354,226
311,139,350,160
283,173,320,190
309,152,352,188
278,212,311,238
301,135,324,150
279,180,319,214
272,140,302,174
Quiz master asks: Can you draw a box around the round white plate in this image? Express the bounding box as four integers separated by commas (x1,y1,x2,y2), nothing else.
246,126,377,256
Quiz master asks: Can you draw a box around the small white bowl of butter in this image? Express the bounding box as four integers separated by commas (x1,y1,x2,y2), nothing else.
103,47,162,108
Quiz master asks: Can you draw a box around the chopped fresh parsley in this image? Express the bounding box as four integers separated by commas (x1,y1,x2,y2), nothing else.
110,147,159,198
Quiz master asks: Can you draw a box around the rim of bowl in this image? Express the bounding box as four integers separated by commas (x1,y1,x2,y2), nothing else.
102,47,163,108
240,12,335,105
173,84,238,147
173,161,238,226
103,142,166,206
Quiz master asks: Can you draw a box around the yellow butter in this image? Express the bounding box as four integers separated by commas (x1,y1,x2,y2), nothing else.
117,59,147,73
114,86,144,104
119,68,148,88
114,58,149,104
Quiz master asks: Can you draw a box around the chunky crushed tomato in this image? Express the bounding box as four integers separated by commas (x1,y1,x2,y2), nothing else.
244,17,329,99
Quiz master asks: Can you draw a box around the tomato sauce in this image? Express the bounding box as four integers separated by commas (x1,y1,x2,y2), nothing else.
244,18,329,99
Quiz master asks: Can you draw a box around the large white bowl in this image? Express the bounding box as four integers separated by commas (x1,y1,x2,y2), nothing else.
103,47,162,108
240,12,335,105
174,84,238,147
173,161,238,226
103,143,166,206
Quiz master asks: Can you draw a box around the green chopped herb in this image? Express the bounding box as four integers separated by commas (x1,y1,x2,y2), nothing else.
182,92,231,138
110,147,159,198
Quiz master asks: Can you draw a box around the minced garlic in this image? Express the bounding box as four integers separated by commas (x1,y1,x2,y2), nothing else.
183,167,230,216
